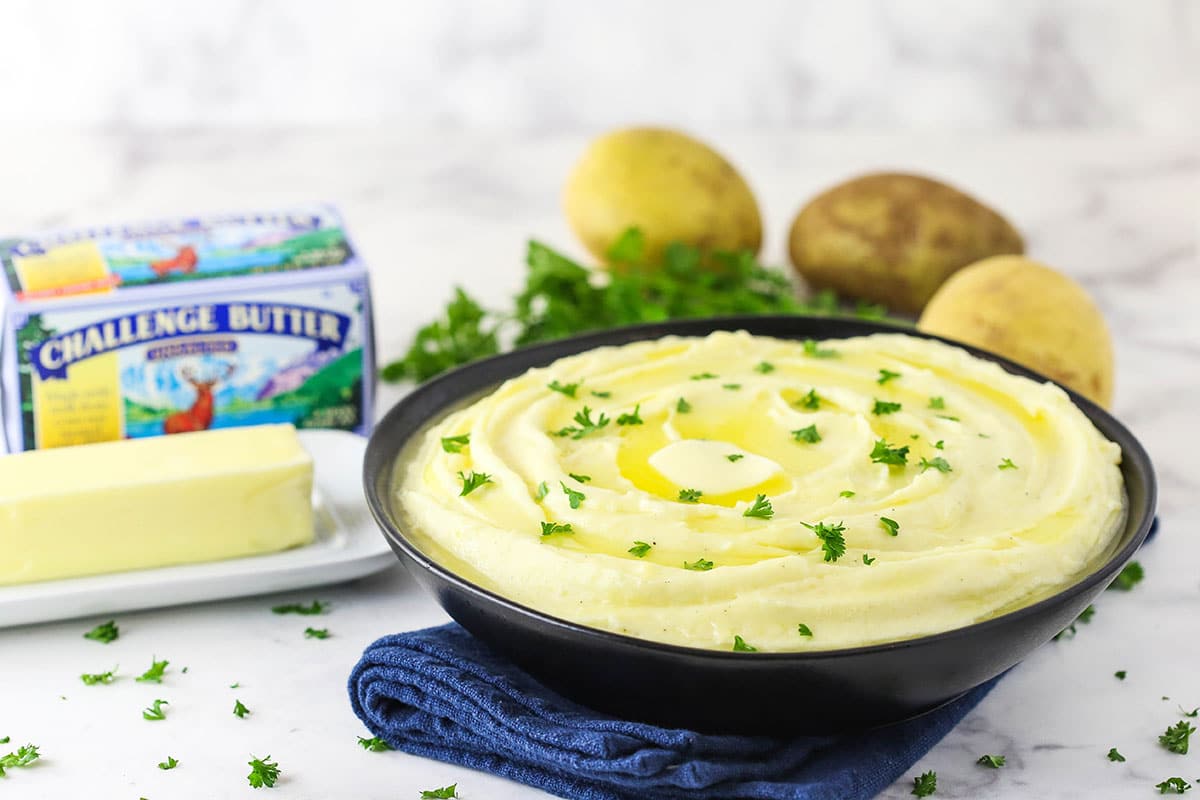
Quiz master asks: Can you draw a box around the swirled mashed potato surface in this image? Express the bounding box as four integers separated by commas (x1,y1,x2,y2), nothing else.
396,332,1125,651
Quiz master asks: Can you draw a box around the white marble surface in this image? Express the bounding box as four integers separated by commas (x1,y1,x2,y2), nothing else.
0,129,1196,799
0,0,1196,132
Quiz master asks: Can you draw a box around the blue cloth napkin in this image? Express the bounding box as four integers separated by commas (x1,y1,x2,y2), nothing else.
349,624,999,800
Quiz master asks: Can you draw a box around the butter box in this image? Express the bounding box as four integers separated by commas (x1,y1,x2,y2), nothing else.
0,207,374,451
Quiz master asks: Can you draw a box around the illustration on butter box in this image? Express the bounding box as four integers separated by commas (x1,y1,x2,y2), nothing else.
0,207,374,452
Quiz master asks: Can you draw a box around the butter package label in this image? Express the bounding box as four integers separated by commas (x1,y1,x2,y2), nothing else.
0,207,374,451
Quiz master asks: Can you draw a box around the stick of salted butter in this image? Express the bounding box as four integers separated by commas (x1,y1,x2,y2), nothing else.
0,423,313,586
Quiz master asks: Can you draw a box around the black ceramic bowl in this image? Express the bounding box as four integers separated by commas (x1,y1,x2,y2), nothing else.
363,316,1156,735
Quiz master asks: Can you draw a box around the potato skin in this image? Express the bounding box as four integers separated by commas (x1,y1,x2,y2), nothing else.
788,173,1023,313
917,255,1114,407
565,127,762,265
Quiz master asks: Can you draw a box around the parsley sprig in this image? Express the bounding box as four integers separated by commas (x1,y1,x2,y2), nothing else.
247,755,280,789
81,669,117,686
420,785,460,799
911,770,937,796
919,456,952,473
792,424,821,443
457,470,493,496
803,521,847,562
732,635,758,652
616,404,644,426
547,380,580,398
678,488,702,503
83,620,119,644
233,699,251,718
440,434,470,453
1156,777,1191,794
1160,721,1195,754
560,481,586,509
870,439,909,466
0,744,40,776
357,736,392,752
1108,561,1144,591
271,600,328,615
136,657,169,684
142,699,169,721
743,495,774,519
553,406,610,439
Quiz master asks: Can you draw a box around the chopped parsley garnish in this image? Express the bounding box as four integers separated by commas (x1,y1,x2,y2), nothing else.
1054,605,1096,640
535,481,550,501
591,390,612,398
247,755,280,789
919,456,952,473
877,368,901,385
755,361,775,373
678,488,702,503
798,389,821,410
792,424,821,444
977,754,1006,768
554,406,610,439
1108,561,1144,591
1182,707,1199,718
911,769,937,796
568,473,591,483
732,635,758,652
862,553,876,565
840,490,856,498
304,627,331,639
547,379,580,398
690,372,718,381
1115,670,1127,680
233,699,251,718
803,339,838,358
158,755,179,770
0,743,40,775
743,495,774,519
617,404,644,425
870,439,909,466
684,558,714,571
136,657,169,684
872,399,902,415
722,383,742,391
676,397,692,413
560,481,586,509
879,517,900,537
83,620,119,644
797,623,813,637
80,669,116,685
1160,721,1195,754
420,786,460,799
540,522,574,536
142,699,169,721
628,541,652,558
440,434,470,453
271,599,328,615
357,736,392,752
928,396,945,409
998,458,1018,470
934,439,944,450
803,521,847,561
457,470,493,496
1156,777,1191,794
726,453,744,462
1107,747,1126,762
230,682,241,689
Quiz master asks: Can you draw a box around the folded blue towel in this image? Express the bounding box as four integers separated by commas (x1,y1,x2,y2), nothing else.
349,623,999,800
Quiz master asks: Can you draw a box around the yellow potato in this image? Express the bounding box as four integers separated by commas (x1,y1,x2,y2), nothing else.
788,172,1024,313
564,127,762,264
918,255,1114,407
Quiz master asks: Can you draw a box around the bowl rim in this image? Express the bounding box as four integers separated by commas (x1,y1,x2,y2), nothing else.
364,314,1157,661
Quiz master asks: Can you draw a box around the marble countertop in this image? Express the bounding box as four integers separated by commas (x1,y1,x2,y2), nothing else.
0,129,1195,799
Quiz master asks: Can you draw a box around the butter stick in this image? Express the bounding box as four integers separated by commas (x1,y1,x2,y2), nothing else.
0,424,313,586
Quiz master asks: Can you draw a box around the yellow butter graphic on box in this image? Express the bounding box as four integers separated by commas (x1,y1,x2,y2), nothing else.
32,353,122,449
13,241,116,299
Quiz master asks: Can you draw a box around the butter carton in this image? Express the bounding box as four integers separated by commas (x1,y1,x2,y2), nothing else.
0,207,374,451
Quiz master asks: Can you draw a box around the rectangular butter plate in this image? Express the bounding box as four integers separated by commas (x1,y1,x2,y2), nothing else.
0,429,392,628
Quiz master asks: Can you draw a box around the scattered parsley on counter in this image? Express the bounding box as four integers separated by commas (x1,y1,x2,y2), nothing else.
862,553,876,565
304,627,331,641
0,744,41,776
568,473,591,483
457,470,493,496
1160,721,1195,755
554,406,610,439
628,541,652,558
803,521,847,562
676,397,692,413
1108,561,1144,591
977,754,1006,768
792,425,821,444
136,657,169,684
158,756,179,770
877,369,901,385
83,620,119,644
803,339,839,358
934,439,945,449
535,481,550,501
722,383,742,391
928,396,945,409
726,453,744,462
678,488,703,503
870,439,909,466
81,669,116,686
1181,707,1199,718
420,785,460,799
0,737,8,744
798,389,821,410
230,682,241,689
547,380,580,398
142,699,169,721
540,522,573,537
1115,671,1127,680
743,495,774,520
440,434,470,454
840,490,856,498
357,736,392,752
879,517,900,537
591,390,612,399
271,600,328,615
617,404,644,425
755,361,775,373
1107,747,1126,762
1054,605,1096,640
684,558,714,571
919,456,952,474
998,458,1019,470
690,372,718,381
872,399,902,416
1156,777,1191,794
911,769,937,796
233,699,251,718
732,635,758,652
247,755,280,789
797,623,814,637
560,482,586,509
